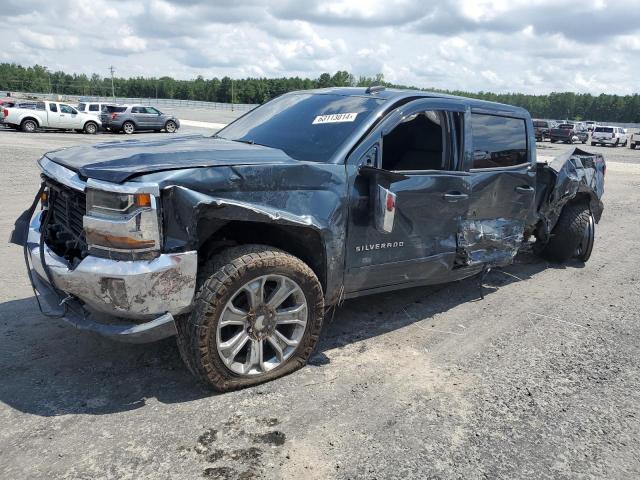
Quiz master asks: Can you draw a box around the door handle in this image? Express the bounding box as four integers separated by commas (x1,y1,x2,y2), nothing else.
515,186,534,193
443,192,469,202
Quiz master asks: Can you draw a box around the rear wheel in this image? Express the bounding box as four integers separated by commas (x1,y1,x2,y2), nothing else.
164,120,177,133
591,142,596,146
122,121,135,134
176,245,324,391
541,203,594,263
631,143,637,150
20,119,37,133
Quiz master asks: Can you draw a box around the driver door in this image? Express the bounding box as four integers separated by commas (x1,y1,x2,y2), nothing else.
59,104,80,128
343,98,472,294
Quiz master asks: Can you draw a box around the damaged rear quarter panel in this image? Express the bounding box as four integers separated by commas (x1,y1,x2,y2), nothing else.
536,148,606,235
136,163,348,304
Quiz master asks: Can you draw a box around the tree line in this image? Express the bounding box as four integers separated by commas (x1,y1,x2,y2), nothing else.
1,63,639,123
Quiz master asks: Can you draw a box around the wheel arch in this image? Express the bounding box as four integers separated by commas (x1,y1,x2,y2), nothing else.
196,220,328,296
20,116,40,127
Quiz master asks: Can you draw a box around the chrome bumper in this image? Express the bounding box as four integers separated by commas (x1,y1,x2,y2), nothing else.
27,212,198,343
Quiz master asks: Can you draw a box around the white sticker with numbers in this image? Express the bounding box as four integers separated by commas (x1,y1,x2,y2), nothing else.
312,112,358,124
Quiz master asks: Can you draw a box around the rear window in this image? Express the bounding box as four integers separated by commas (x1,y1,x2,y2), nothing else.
559,124,574,129
595,127,613,133
533,120,548,128
471,114,528,169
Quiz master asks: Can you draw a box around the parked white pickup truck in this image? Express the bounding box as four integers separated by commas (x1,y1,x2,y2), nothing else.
629,131,640,150
2,101,100,134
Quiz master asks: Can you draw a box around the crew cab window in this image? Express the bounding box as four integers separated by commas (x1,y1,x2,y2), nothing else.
89,104,99,111
471,114,527,169
49,103,58,112
60,104,77,114
381,111,451,171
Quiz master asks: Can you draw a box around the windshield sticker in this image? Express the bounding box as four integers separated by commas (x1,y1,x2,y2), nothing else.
312,112,358,124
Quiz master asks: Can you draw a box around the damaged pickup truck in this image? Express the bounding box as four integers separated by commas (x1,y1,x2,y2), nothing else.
12,87,605,391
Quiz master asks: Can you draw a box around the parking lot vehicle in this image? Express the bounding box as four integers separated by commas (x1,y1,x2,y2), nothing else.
2,101,100,133
585,121,598,131
12,87,605,391
591,126,628,147
629,131,640,149
99,104,180,134
533,119,552,141
549,123,589,144
76,102,114,118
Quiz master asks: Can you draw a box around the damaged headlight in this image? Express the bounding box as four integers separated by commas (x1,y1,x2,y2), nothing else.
84,188,161,254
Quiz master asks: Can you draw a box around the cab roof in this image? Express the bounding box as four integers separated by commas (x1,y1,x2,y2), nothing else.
299,87,529,117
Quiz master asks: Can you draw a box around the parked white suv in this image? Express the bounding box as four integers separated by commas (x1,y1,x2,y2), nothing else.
76,102,114,117
591,126,628,147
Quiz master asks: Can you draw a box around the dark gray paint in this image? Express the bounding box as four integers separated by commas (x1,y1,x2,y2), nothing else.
27,88,606,307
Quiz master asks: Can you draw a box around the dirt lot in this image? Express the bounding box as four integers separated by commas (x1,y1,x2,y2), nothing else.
0,127,639,480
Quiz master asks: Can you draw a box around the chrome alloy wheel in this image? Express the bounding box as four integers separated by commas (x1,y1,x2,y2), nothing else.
216,274,308,376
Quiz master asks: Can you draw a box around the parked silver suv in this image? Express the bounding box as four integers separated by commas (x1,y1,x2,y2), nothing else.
100,104,180,134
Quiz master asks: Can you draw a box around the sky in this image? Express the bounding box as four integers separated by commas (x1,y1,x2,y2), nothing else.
4,0,640,94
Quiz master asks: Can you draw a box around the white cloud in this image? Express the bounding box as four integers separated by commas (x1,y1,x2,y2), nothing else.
3,0,640,93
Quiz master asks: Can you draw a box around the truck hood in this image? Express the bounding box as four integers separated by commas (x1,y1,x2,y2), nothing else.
44,135,298,183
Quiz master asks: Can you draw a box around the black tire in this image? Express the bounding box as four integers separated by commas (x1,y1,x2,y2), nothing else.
631,143,637,150
20,119,37,133
541,202,593,262
164,120,177,133
84,121,98,134
122,121,135,134
591,142,596,146
176,244,324,391
622,139,628,147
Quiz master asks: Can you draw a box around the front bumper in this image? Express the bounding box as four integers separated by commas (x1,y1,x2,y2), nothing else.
26,212,198,343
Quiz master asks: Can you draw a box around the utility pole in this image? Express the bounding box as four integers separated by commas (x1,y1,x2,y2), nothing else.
109,65,116,102
231,79,234,111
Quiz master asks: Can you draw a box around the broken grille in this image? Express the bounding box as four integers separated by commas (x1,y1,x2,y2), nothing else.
43,176,88,263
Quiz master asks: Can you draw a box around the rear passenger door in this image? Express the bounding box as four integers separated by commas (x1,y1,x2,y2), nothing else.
46,103,64,128
463,111,536,266
130,106,148,129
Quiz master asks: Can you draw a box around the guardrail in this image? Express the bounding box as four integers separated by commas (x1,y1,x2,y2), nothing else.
8,92,257,112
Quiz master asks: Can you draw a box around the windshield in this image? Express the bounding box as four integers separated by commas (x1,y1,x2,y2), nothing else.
215,93,386,162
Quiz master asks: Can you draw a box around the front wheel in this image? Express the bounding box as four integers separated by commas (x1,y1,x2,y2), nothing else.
177,245,324,391
164,120,177,133
83,121,98,134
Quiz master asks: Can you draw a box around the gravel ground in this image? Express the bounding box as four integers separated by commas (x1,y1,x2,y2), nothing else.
0,125,639,480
